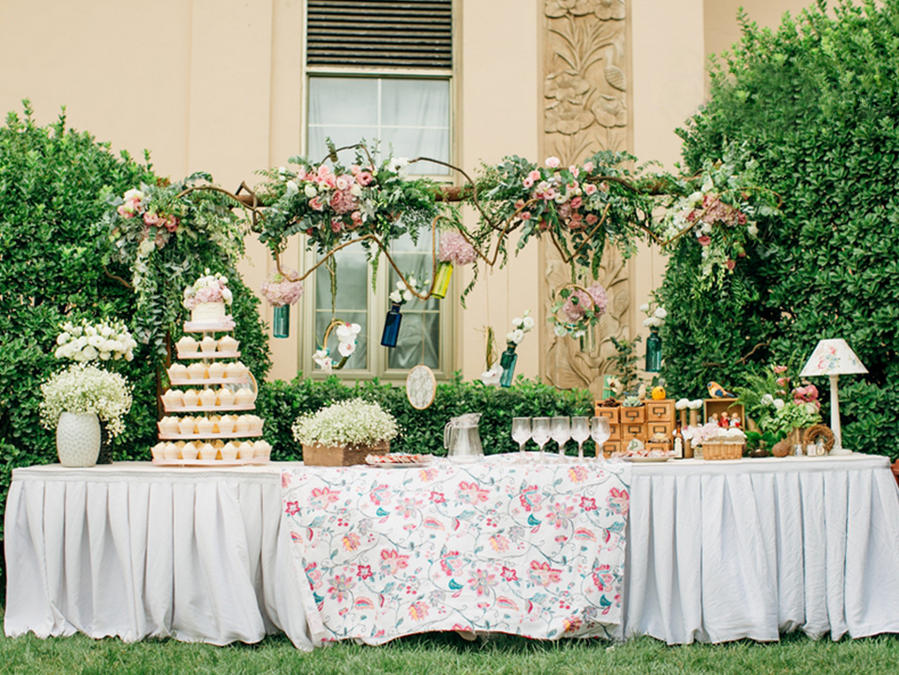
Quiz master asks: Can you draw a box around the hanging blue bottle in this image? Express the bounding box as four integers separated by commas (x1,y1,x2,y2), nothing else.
645,327,662,372
380,302,403,348
272,305,290,339
499,342,518,388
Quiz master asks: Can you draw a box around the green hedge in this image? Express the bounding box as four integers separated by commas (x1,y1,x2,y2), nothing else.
659,2,899,460
257,375,594,459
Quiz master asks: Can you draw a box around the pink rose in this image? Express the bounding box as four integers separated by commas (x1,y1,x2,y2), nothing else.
583,161,594,173
697,235,711,246
527,170,541,182
356,171,373,186
772,365,788,374
584,183,597,196
309,197,324,211
520,211,531,221
523,176,534,189
545,157,560,168
335,175,351,191
569,196,582,209
585,213,598,225
569,166,579,177
726,259,736,271
117,205,134,218
317,164,332,179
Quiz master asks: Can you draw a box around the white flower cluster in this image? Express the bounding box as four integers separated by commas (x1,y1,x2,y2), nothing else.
54,320,137,363
312,322,361,372
760,393,785,410
479,363,504,386
675,398,704,410
640,302,667,328
292,398,399,447
389,276,425,305
183,269,233,309
506,310,535,345
40,363,133,437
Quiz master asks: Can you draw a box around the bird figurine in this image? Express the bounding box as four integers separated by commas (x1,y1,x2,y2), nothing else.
707,381,735,398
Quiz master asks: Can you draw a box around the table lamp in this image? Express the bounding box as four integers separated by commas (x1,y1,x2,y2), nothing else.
799,338,868,455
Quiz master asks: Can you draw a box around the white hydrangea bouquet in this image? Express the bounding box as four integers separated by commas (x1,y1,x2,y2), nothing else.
40,363,133,437
183,269,233,309
54,319,137,363
292,398,398,448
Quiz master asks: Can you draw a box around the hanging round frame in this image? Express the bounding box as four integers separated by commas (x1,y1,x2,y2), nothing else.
405,364,437,410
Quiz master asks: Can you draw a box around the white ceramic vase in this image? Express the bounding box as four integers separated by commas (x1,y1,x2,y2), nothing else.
56,412,101,467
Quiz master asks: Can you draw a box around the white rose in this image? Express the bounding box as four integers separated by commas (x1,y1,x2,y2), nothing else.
761,394,774,406
335,323,355,341
654,307,668,319
222,288,233,304
285,180,299,195
99,351,111,361
639,303,650,313
747,223,759,237
522,316,535,331
56,332,70,345
506,329,524,344
642,318,653,327
82,345,98,361
304,184,317,198
389,290,403,304
350,183,363,197
512,316,522,328
554,324,568,337
773,398,785,410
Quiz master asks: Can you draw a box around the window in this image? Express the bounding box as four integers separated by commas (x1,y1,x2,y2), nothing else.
301,1,454,379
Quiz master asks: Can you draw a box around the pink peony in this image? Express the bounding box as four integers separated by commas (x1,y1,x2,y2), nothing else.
569,196,583,209
520,211,532,221
335,175,352,191
329,189,356,214
438,230,477,265
309,197,324,211
562,282,608,322
261,271,304,306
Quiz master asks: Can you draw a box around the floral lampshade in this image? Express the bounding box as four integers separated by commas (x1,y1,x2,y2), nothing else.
799,339,868,377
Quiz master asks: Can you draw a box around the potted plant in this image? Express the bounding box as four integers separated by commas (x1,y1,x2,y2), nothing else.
292,398,399,466
39,363,133,466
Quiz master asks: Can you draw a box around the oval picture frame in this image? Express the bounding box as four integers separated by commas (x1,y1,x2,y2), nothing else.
405,364,437,410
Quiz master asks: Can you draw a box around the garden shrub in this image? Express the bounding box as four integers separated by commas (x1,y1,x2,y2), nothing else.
659,0,899,460
0,103,271,592
257,375,594,460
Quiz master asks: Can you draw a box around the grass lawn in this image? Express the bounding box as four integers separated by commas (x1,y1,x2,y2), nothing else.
1,614,897,675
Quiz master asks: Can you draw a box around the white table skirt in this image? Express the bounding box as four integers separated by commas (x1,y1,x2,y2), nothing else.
623,455,899,643
5,455,899,646
3,462,313,649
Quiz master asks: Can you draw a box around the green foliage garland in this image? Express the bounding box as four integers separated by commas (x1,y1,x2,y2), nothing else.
660,0,899,459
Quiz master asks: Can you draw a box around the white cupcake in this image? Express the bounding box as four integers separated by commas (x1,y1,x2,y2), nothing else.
225,362,247,379
234,389,255,406
253,440,272,461
199,335,218,354
246,415,264,433
178,417,198,435
151,442,167,460
234,415,251,433
182,389,200,407
198,442,217,460
158,416,180,435
221,442,239,461
187,363,208,381
180,441,200,460
218,415,235,434
238,441,255,459
208,362,227,379
196,417,215,435
163,442,180,460
168,363,188,382
199,389,217,408
217,388,235,407
175,336,198,355
162,389,184,410
218,335,239,353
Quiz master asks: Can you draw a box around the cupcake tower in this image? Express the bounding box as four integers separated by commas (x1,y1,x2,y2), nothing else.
152,315,271,464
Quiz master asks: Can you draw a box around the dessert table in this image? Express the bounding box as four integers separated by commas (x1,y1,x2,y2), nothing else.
5,454,898,648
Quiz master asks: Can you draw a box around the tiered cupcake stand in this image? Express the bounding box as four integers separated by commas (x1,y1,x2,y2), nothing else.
152,315,271,465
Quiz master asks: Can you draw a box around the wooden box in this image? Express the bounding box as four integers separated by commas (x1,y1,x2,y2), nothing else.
303,440,389,466
620,406,646,424
621,423,646,441
646,400,675,424
703,398,745,427
594,405,619,423
647,422,674,439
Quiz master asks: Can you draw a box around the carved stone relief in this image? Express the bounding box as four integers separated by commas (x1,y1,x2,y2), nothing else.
541,0,631,397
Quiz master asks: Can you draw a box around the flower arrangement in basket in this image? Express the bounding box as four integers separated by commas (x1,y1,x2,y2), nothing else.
692,421,747,460
292,398,399,466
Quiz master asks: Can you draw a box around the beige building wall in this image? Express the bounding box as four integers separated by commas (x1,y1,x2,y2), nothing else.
0,0,811,385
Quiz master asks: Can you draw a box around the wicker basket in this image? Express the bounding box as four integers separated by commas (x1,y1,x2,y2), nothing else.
302,440,389,466
701,440,745,460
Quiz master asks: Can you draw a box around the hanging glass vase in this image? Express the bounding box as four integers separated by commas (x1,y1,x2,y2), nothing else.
380,302,403,348
499,342,518,388
273,305,290,338
645,327,662,372
432,261,453,299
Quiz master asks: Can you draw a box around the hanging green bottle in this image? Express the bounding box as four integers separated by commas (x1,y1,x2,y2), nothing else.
499,342,518,388
273,305,290,339
645,327,662,372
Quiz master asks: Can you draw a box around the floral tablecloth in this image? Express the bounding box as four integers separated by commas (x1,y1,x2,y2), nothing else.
281,455,632,645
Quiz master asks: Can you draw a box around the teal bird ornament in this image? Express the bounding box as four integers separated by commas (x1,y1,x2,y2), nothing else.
707,381,735,398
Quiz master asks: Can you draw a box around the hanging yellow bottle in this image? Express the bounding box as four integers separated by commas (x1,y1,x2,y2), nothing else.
432,261,453,299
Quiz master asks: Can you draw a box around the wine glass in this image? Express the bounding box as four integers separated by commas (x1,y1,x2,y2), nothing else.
511,417,531,453
590,416,611,458
531,417,551,454
570,416,590,459
551,416,571,456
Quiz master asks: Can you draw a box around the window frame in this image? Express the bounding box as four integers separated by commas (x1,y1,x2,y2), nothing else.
297,65,458,383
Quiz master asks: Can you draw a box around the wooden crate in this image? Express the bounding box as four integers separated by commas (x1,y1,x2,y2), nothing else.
303,441,389,466
620,406,646,424
703,398,745,427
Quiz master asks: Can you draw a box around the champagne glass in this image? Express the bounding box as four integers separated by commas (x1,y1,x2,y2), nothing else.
511,417,531,453
590,416,611,458
570,416,590,459
551,416,571,456
531,417,551,454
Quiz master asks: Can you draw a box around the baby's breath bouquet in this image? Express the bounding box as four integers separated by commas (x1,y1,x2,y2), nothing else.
40,363,133,437
292,398,398,447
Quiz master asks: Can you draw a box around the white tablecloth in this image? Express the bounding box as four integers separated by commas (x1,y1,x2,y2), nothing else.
5,455,899,646
3,462,313,648
623,455,899,643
